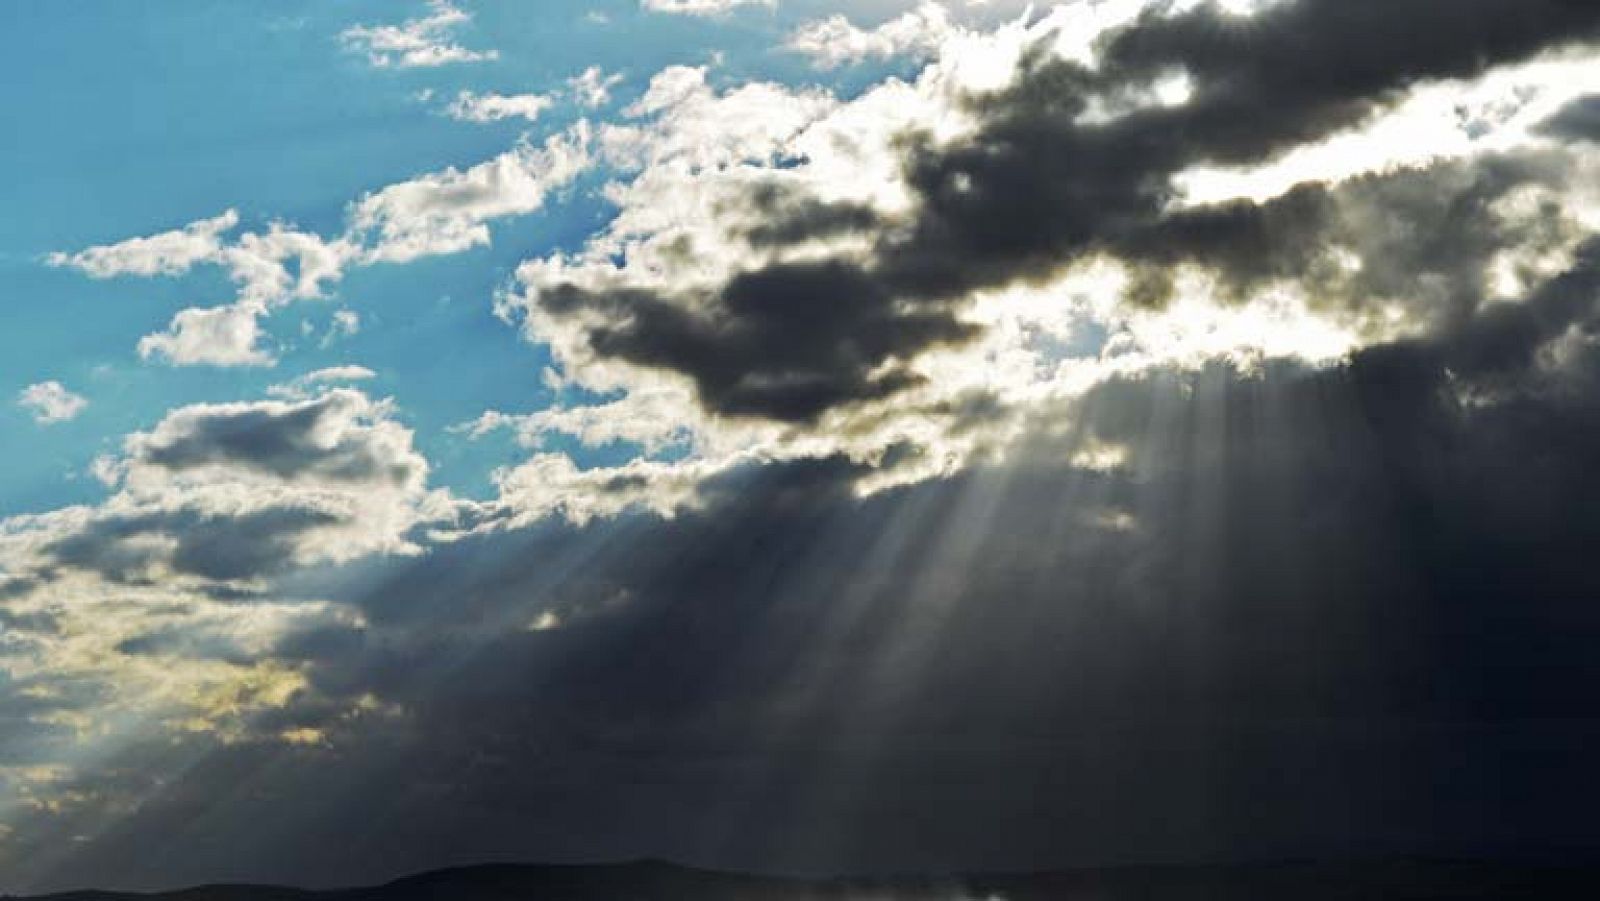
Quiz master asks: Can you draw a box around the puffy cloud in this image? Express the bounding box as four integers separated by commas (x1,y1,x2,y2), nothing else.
340,1,497,69
122,390,425,494
51,121,590,366
220,224,353,304
788,2,955,70
17,382,87,425
53,216,358,368
137,301,274,368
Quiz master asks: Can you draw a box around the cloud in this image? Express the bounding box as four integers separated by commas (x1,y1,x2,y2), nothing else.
56,216,357,368
319,309,361,348
269,366,378,400
51,122,590,366
535,261,977,423
1539,93,1600,143
7,389,437,596
124,390,425,491
340,0,497,69
17,382,87,425
349,124,591,263
509,0,1600,438
788,2,954,70
640,0,774,16
26,257,1600,885
568,66,624,109
46,210,238,279
446,90,554,123
137,301,274,368
0,387,445,868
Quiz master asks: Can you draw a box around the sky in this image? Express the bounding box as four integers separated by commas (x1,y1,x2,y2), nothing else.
3,0,1600,891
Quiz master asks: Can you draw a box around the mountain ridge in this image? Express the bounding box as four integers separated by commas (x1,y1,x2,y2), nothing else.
15,856,1600,900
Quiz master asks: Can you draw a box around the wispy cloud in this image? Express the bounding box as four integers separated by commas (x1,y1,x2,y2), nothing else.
446,90,554,123
341,0,498,69
46,209,239,278
640,0,774,16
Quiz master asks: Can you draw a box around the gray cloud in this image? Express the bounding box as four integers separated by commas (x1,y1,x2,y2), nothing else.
45,506,343,585
533,0,1600,423
132,391,423,488
540,262,977,423
24,391,431,589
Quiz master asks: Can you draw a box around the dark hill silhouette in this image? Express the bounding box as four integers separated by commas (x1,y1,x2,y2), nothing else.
17,858,1600,900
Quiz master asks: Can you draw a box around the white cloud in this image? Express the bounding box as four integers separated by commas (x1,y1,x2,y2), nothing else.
269,365,378,399
567,66,624,109
220,224,354,304
341,0,497,69
17,381,88,425
138,301,274,368
350,123,592,263
788,2,955,70
125,221,354,368
52,121,590,366
640,0,774,16
447,90,554,122
46,210,238,278
490,452,719,527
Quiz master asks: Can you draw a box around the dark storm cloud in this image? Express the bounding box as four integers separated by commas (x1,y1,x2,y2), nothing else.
137,391,421,487
736,182,883,249
535,0,1600,423
540,263,976,422
1539,93,1600,142
20,244,1600,891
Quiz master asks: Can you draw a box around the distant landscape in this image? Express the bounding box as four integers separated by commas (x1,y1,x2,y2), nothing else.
21,860,1600,901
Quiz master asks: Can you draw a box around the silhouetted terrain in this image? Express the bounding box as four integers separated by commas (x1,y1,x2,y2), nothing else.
17,858,1600,901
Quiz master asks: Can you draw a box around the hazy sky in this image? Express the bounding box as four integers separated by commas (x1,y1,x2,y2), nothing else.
4,0,1600,891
